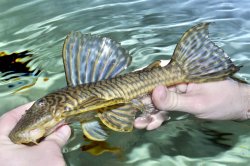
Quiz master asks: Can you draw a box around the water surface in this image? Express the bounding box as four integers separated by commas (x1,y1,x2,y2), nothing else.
1,0,250,165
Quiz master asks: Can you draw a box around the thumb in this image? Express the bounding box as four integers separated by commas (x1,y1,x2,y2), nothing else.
43,125,71,148
152,85,191,112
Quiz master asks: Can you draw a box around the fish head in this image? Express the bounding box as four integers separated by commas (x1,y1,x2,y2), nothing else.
9,96,66,144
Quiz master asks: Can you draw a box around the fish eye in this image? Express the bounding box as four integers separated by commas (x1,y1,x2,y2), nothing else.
37,99,46,107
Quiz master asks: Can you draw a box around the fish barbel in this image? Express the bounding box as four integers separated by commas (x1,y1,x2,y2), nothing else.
9,23,240,144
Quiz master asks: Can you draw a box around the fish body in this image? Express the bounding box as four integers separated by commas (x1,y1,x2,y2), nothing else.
61,61,184,116
9,23,239,144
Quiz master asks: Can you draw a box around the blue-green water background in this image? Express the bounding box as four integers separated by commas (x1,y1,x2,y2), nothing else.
1,0,250,165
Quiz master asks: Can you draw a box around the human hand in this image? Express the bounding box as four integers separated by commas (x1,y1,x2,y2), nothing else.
0,102,71,166
134,79,250,130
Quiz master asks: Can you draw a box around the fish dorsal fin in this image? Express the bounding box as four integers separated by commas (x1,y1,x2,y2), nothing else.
62,32,132,86
170,22,240,82
98,103,137,132
81,121,108,141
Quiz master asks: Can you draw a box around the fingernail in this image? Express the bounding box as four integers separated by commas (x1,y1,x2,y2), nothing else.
57,125,71,140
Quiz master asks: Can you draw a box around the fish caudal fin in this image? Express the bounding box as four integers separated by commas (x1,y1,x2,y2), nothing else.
171,23,240,82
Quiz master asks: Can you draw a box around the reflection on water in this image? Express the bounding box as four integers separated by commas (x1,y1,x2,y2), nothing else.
1,0,250,165
0,50,39,95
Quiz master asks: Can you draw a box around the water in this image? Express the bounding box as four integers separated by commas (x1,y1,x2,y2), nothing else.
1,0,250,165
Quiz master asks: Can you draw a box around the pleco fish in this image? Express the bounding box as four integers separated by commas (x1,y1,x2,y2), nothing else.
9,23,240,144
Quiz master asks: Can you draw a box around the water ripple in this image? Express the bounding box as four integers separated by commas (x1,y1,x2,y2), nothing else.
1,0,250,165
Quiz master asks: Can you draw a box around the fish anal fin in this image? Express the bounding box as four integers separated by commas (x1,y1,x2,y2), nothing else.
81,121,108,141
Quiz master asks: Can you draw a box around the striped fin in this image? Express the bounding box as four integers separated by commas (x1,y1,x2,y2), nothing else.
171,22,240,82
62,32,132,86
98,104,137,132
82,121,108,141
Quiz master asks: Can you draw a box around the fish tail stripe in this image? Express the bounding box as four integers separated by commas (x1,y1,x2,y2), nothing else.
171,22,240,82
182,39,210,66
184,27,207,60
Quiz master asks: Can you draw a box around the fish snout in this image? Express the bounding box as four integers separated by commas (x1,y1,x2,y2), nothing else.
9,127,46,144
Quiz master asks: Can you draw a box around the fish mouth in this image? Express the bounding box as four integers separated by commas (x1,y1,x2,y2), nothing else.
9,119,66,144
9,127,46,144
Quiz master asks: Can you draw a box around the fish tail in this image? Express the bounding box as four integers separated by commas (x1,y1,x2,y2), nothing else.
170,22,240,83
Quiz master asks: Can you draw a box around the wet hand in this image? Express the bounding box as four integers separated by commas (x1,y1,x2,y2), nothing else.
134,80,250,130
0,102,71,166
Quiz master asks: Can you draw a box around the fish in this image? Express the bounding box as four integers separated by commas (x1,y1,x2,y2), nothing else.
9,23,240,144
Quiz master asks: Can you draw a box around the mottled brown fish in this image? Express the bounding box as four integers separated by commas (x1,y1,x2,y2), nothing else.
9,23,239,144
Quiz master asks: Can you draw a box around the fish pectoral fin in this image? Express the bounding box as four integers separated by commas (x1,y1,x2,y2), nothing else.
230,75,248,84
81,121,108,141
98,103,137,132
62,96,126,117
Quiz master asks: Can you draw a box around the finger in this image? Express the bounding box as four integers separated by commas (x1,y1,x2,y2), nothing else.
42,125,71,148
168,86,177,92
176,84,188,93
140,95,152,105
134,116,152,129
0,102,34,135
146,111,168,130
152,85,190,112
